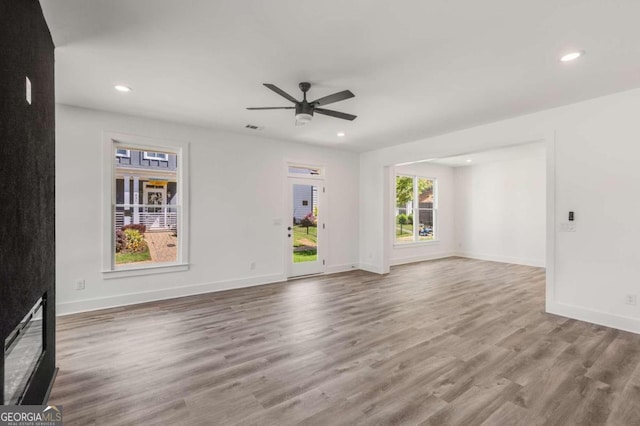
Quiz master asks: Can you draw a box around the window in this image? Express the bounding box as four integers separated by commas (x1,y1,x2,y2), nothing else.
103,134,189,277
288,165,322,176
395,174,437,243
144,151,169,161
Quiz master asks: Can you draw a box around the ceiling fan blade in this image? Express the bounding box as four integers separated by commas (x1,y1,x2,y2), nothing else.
310,90,355,107
247,107,295,110
314,108,357,121
263,84,300,104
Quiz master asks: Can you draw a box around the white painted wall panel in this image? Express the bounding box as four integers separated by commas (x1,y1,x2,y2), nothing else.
56,105,359,313
453,147,546,267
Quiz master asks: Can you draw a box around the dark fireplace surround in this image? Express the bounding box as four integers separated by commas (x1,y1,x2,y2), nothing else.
0,0,57,405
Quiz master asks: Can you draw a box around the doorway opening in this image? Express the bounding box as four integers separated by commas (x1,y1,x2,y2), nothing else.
388,141,549,271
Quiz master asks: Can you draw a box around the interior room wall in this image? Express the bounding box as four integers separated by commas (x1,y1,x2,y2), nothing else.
390,162,455,265
0,0,56,404
359,87,640,334
453,144,546,267
56,105,359,314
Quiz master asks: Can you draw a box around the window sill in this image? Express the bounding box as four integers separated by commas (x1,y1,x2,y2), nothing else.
393,240,440,248
102,263,189,279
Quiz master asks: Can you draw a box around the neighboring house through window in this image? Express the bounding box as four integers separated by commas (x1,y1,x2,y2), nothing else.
103,134,189,277
143,151,169,161
395,174,437,243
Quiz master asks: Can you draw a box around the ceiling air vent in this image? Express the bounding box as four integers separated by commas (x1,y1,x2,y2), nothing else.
245,124,263,130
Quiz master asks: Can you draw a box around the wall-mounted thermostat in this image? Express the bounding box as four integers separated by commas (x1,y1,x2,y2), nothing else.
26,76,32,105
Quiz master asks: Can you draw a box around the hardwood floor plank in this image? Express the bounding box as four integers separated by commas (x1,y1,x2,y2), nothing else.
49,258,640,425
606,362,640,425
480,401,530,426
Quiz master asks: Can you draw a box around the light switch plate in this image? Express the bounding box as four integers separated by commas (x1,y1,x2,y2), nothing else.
26,76,32,104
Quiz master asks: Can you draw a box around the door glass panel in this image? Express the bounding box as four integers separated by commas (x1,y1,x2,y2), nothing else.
288,166,321,176
292,184,318,263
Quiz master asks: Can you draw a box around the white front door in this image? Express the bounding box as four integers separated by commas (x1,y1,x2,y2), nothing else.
288,177,325,277
143,182,167,229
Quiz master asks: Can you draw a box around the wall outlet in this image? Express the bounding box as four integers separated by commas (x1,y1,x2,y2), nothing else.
625,294,637,306
250,262,256,270
75,279,85,290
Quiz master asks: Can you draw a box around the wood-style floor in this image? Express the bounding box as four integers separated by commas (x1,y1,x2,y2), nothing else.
50,257,640,425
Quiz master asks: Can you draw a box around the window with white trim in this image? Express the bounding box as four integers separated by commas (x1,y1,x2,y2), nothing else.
104,134,189,277
143,151,169,161
395,174,437,243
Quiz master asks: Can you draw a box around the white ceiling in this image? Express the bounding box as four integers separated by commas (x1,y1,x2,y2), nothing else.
41,0,640,152
430,142,546,168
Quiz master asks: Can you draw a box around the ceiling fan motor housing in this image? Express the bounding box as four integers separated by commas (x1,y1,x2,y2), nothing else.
295,102,314,117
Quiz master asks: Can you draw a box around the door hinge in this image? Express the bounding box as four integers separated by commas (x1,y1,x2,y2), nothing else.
323,223,325,230
323,259,325,265
323,187,325,193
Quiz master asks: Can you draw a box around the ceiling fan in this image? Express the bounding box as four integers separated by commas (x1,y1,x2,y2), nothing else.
247,82,356,125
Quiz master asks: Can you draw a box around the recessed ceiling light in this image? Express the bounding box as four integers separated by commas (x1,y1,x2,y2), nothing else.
114,85,132,92
560,51,584,62
337,132,345,137
466,159,472,163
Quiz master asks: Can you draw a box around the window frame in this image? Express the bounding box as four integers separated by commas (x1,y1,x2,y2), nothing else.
102,132,190,278
394,173,438,245
287,163,324,178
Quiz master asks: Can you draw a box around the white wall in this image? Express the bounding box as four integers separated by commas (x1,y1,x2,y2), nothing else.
56,105,359,314
359,87,640,334
453,145,546,267
390,163,455,265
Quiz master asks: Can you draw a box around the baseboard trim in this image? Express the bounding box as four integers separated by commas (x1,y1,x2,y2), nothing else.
390,253,456,267
547,301,640,335
325,263,359,274
455,252,545,267
359,263,386,274
57,273,287,315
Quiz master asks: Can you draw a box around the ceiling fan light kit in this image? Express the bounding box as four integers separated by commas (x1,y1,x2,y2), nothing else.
295,112,313,126
248,82,356,126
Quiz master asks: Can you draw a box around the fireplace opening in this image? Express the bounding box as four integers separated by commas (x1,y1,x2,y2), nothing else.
4,297,45,405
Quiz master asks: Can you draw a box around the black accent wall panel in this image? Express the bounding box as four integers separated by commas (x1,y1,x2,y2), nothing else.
0,0,56,404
